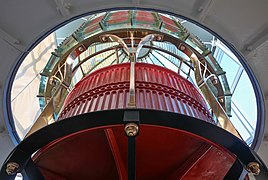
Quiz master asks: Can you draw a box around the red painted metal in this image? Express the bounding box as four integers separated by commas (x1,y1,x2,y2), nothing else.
34,63,237,179
179,146,235,179
105,128,128,180
106,11,131,26
33,125,236,180
160,15,180,34
34,128,120,179
136,11,156,24
83,15,104,34
59,63,212,122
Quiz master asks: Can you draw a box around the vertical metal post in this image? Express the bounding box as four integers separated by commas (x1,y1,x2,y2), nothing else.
223,159,246,180
178,58,183,75
116,48,119,64
128,55,136,107
128,136,136,180
21,159,45,180
124,111,140,180
128,33,156,108
128,31,136,108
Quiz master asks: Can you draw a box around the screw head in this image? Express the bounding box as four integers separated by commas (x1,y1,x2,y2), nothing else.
6,162,20,175
218,97,224,103
247,162,260,175
212,76,218,85
180,45,185,51
124,123,139,137
78,46,84,52
156,36,162,41
101,36,107,42
49,77,57,86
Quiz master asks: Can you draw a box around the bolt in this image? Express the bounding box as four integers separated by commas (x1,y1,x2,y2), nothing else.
157,36,162,41
180,45,185,51
78,46,84,52
247,162,260,175
218,97,224,103
212,76,218,85
6,162,20,175
49,77,57,86
124,123,139,137
101,36,107,42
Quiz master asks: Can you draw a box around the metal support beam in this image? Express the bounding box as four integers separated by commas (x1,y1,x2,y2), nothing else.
105,129,127,180
167,143,211,179
223,159,246,180
128,137,136,180
124,111,140,180
116,48,119,64
21,159,45,180
128,55,136,107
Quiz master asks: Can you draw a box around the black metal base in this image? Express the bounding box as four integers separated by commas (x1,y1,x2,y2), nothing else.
1,109,267,179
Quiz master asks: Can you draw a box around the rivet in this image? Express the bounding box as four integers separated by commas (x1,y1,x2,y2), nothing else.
218,97,224,103
212,76,218,85
180,46,186,51
6,162,20,175
157,36,162,41
78,46,84,52
247,162,260,175
101,36,107,42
